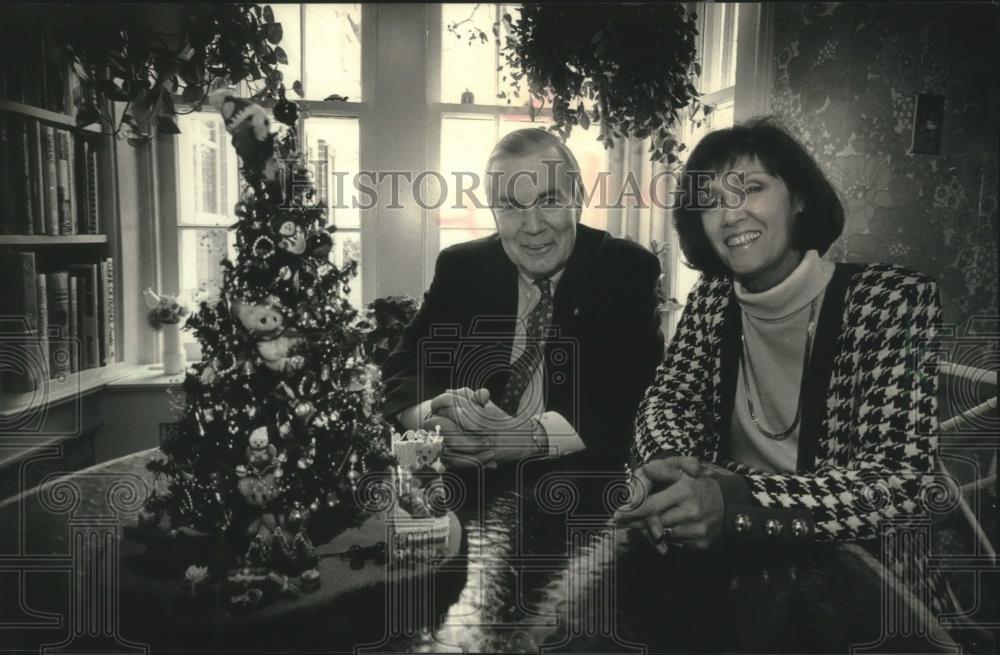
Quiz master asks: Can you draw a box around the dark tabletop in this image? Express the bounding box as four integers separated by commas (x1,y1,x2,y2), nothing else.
1,450,959,654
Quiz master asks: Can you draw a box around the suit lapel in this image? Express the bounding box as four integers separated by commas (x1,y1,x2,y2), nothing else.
552,224,605,325
475,238,518,398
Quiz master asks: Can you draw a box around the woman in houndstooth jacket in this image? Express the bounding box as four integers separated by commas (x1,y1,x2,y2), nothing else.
615,118,945,552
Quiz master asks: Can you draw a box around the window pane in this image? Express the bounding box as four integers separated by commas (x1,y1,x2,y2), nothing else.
270,4,303,89
302,117,361,229
441,3,497,105
179,227,236,306
304,4,362,101
329,231,363,310
709,99,735,133
177,113,239,226
700,3,739,94
496,4,529,107
564,129,609,231
440,115,496,231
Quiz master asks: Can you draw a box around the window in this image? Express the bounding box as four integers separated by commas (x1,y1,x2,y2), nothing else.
175,112,240,305
159,4,758,359
173,3,364,337
671,3,740,308
434,4,610,250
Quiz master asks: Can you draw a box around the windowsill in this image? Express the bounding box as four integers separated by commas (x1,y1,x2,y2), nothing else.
105,364,186,390
0,362,134,420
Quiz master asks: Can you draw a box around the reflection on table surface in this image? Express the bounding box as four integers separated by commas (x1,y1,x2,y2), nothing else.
0,449,968,653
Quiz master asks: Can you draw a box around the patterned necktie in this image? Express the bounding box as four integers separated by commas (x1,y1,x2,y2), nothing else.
498,278,553,416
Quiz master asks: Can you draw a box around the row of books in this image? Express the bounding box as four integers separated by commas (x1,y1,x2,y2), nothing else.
0,10,69,113
0,114,101,236
0,250,117,394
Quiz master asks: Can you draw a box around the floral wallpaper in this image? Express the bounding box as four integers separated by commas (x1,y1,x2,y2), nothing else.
769,3,998,331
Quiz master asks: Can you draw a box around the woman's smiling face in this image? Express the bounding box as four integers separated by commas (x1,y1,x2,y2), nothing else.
701,156,804,292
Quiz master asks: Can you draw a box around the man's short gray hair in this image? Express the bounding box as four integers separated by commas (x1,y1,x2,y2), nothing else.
485,128,584,204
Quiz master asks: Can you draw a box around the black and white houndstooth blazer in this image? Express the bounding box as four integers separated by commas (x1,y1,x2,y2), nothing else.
633,263,943,543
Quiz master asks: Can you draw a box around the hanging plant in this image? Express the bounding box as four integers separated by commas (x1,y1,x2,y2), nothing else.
452,4,712,165
52,3,300,145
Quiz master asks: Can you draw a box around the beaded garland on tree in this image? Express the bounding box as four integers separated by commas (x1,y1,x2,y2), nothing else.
141,89,393,584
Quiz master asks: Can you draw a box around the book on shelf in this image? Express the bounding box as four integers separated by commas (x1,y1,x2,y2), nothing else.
0,117,100,237
98,257,117,367
14,117,35,235
55,128,74,235
0,257,117,394
0,11,68,113
0,249,44,392
0,114,11,235
75,139,100,235
36,272,50,382
45,270,72,379
68,274,79,374
29,120,46,234
86,143,100,234
1,115,41,235
67,263,99,370
42,125,59,235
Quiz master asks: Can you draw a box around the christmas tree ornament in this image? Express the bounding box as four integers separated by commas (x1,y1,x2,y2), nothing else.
200,365,217,386
252,236,276,258
257,334,305,372
246,428,277,470
295,401,316,421
232,296,285,338
273,97,300,126
286,506,306,531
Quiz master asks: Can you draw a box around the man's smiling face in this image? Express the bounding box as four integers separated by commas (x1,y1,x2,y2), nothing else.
488,148,579,280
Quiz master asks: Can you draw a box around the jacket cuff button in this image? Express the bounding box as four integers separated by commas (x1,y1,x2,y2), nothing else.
790,518,810,538
764,518,783,537
734,514,753,534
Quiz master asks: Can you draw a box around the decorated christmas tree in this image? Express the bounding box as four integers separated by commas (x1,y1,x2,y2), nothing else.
142,89,393,576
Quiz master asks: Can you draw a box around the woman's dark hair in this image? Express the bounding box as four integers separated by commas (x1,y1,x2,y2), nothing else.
675,117,844,276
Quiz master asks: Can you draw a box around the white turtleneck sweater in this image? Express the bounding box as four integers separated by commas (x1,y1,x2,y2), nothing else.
729,250,836,473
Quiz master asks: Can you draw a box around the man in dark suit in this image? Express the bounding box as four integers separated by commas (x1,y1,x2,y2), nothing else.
382,128,663,473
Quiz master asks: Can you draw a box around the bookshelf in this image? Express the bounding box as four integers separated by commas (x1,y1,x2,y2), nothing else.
0,10,122,419
0,98,102,133
0,235,108,246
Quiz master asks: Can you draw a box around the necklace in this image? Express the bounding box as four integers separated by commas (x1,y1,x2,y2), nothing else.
739,298,818,440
